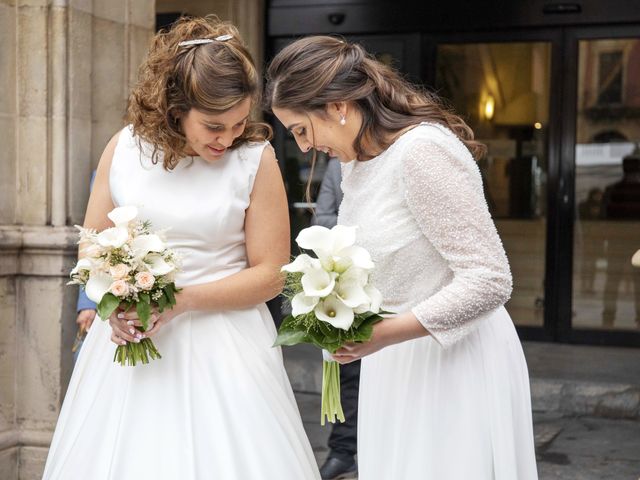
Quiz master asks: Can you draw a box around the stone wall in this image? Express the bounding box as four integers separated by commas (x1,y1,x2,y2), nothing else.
0,1,154,478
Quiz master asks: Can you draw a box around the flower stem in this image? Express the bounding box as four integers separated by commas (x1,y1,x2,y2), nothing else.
321,360,345,425
113,338,162,366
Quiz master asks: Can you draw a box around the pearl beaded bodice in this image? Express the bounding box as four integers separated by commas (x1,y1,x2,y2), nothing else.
338,123,513,348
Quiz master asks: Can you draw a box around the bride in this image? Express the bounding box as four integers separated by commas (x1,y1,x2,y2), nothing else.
267,36,538,479
43,17,320,480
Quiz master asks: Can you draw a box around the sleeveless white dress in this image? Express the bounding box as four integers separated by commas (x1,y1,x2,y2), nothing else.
339,124,538,479
43,127,320,480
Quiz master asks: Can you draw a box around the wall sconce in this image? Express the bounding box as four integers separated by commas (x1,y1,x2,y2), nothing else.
484,95,495,121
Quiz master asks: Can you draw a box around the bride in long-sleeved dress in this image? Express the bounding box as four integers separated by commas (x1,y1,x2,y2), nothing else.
268,35,538,479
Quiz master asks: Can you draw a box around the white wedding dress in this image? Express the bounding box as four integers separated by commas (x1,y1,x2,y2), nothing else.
43,126,320,480
339,123,538,479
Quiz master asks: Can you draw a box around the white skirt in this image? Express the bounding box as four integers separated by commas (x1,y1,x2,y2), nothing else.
358,307,538,479
43,304,320,480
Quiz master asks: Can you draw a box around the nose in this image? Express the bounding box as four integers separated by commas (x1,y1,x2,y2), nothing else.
294,137,312,153
216,130,235,148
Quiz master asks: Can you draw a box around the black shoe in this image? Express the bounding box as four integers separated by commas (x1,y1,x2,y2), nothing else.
319,456,358,480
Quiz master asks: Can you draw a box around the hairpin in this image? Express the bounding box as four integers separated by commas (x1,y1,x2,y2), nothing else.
178,34,233,47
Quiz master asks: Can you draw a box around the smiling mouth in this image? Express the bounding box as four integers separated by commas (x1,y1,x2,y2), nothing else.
207,145,226,155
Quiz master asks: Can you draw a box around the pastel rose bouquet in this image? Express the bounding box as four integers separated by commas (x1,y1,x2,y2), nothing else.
69,206,180,366
274,225,388,425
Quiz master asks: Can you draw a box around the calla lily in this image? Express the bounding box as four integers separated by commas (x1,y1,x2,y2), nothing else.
107,206,138,227
340,266,369,287
131,234,165,258
314,295,354,330
97,227,129,248
335,279,371,309
281,254,321,273
331,225,357,253
291,292,319,316
145,254,174,276
296,226,336,256
632,249,640,268
70,258,92,275
301,268,337,298
85,271,113,303
364,285,383,313
336,245,374,270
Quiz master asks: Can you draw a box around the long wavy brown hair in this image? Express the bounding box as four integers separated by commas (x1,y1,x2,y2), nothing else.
266,36,485,162
126,15,272,170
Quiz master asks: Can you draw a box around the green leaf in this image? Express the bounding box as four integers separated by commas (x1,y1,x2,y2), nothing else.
136,301,151,331
163,285,176,306
139,292,151,304
157,294,168,313
273,330,309,347
97,293,120,321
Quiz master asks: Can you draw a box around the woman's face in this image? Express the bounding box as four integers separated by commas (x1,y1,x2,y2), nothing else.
272,103,360,162
180,96,252,162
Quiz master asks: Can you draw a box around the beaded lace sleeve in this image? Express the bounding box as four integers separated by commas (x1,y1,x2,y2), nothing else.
402,137,513,348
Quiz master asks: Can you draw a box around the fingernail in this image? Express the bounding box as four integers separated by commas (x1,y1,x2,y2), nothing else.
129,328,135,335
133,337,140,343
121,341,127,345
136,333,143,339
127,320,134,326
117,313,124,319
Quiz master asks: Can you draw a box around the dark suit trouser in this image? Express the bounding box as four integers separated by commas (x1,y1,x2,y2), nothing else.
328,360,361,460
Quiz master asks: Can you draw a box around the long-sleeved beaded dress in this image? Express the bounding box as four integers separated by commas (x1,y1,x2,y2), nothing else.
339,123,538,479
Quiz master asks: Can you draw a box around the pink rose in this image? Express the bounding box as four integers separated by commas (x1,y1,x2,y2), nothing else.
109,264,131,280
135,272,155,290
109,279,130,298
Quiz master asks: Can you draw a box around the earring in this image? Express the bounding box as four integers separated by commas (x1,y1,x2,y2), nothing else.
339,115,346,126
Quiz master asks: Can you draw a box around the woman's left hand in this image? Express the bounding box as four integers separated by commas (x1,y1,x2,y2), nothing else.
332,321,392,364
332,312,431,364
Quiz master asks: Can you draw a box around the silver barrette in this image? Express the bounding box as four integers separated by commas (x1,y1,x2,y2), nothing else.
178,34,233,47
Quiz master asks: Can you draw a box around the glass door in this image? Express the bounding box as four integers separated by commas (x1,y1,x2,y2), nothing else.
565,27,640,346
431,32,562,338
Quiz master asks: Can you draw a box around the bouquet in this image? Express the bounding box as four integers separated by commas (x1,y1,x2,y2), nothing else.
69,206,180,366
274,225,387,424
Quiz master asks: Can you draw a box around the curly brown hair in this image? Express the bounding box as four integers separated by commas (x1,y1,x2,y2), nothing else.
126,15,272,170
266,36,486,161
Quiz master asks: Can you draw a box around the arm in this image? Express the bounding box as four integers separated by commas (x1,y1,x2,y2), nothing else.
313,159,342,228
335,137,512,362
132,146,290,338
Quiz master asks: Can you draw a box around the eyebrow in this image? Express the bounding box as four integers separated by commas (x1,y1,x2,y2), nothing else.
203,115,249,127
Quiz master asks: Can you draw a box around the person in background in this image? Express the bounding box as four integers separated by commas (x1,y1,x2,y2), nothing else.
72,171,97,363
314,157,359,480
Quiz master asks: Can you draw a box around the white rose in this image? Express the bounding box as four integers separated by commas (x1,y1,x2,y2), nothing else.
109,264,131,280
135,272,155,290
109,279,130,298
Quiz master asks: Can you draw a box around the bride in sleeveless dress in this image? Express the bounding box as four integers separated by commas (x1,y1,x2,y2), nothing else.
268,37,538,479
43,17,320,480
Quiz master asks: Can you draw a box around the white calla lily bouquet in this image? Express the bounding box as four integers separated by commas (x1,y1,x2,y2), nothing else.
69,206,180,366
275,225,388,424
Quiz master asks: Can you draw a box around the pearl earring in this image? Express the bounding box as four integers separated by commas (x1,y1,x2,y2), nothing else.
339,115,346,126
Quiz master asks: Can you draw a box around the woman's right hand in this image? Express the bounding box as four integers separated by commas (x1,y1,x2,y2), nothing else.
108,307,155,346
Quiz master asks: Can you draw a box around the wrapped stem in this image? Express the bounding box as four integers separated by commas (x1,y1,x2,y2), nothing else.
321,359,345,425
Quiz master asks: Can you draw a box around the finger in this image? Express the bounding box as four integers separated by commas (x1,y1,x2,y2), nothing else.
143,319,163,338
110,323,140,343
128,314,157,329
111,332,127,346
116,311,139,321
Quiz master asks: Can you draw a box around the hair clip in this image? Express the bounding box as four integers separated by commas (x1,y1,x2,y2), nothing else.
178,35,233,47
178,39,214,47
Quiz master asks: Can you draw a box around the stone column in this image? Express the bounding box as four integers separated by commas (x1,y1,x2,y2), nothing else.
0,1,154,479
